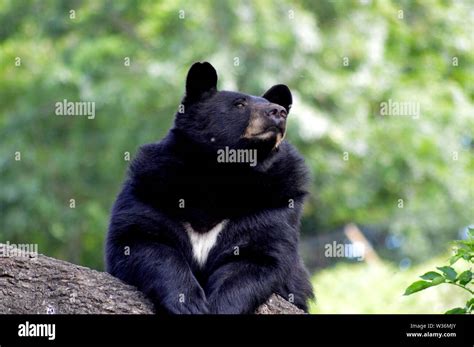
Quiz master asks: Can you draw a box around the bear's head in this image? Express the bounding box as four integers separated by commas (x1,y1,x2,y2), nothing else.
174,62,292,157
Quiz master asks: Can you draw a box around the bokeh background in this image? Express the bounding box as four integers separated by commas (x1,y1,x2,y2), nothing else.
1,0,473,313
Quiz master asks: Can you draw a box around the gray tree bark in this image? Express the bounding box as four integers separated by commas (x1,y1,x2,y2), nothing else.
0,243,304,314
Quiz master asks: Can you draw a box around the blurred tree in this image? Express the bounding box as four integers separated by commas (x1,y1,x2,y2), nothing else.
0,0,472,269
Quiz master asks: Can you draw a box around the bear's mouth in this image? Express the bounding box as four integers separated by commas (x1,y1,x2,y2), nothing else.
244,125,286,149
250,125,284,138
242,113,286,148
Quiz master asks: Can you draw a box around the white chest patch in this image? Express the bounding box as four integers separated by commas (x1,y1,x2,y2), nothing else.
183,220,228,267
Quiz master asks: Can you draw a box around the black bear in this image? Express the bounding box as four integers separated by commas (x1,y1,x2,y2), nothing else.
106,62,313,314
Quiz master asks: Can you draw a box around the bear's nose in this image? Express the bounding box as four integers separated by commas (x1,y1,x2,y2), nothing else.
265,104,287,125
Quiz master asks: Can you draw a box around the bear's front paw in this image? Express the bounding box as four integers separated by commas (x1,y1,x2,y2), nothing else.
208,295,246,314
160,288,209,314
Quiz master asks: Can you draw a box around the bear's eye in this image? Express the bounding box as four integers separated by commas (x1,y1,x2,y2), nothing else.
234,100,246,108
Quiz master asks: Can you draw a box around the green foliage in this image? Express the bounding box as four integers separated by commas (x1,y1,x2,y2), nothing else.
404,228,474,314
310,254,471,314
0,1,473,271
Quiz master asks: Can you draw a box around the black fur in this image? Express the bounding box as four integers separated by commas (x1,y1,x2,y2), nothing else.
106,62,314,314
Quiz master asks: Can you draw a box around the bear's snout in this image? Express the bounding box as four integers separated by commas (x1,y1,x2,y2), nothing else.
243,103,287,142
264,104,287,122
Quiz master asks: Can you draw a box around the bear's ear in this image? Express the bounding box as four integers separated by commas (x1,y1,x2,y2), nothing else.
185,62,218,102
262,84,292,113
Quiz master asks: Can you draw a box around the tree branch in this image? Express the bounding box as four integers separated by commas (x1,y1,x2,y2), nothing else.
0,243,304,314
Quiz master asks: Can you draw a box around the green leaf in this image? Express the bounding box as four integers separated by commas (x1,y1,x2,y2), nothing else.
466,298,474,310
437,266,458,281
420,271,443,280
445,307,466,314
404,280,437,296
457,270,472,285
462,253,473,262
449,254,461,265
432,276,446,285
